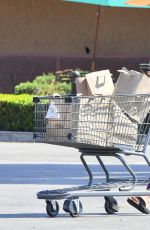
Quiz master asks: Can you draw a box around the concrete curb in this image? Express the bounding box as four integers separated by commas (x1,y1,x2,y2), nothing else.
0,131,33,142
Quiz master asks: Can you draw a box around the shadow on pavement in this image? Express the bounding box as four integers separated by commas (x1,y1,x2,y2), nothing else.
0,163,149,185
0,213,47,218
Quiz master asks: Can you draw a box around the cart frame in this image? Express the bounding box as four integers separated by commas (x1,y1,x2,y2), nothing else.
33,94,150,217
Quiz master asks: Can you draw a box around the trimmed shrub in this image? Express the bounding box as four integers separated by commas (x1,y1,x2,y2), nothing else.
15,81,38,95
15,73,71,95
0,94,34,131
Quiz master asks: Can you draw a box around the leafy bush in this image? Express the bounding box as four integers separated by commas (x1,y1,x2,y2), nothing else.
15,73,71,95
0,94,34,131
43,82,71,95
15,81,39,95
33,73,55,85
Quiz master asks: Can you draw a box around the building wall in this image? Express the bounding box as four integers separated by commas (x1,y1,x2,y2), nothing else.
0,0,149,56
0,0,149,93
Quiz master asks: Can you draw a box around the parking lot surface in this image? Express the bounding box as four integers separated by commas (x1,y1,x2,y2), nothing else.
0,143,150,230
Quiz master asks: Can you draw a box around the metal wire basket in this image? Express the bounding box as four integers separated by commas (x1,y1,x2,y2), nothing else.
33,94,150,152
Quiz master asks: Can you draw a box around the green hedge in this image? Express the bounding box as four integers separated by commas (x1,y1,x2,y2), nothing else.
0,94,34,131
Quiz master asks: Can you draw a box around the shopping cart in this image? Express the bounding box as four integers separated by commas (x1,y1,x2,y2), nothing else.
33,94,150,217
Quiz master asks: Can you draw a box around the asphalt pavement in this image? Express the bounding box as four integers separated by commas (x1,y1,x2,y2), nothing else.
0,142,150,230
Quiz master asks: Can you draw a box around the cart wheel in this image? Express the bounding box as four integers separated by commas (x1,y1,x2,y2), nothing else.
104,196,119,215
46,200,59,217
63,198,83,218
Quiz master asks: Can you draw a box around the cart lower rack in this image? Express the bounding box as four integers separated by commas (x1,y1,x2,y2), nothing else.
33,94,150,217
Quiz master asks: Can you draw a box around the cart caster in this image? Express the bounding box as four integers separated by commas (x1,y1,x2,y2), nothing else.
63,198,83,218
46,200,59,217
104,196,119,215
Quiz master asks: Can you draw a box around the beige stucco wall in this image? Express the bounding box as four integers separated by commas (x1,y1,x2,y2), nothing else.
0,0,149,56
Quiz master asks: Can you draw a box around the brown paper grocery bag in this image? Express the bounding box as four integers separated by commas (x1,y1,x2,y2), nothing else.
113,67,150,122
113,67,150,95
76,96,138,148
85,70,114,95
45,98,80,143
75,76,87,95
76,70,114,96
